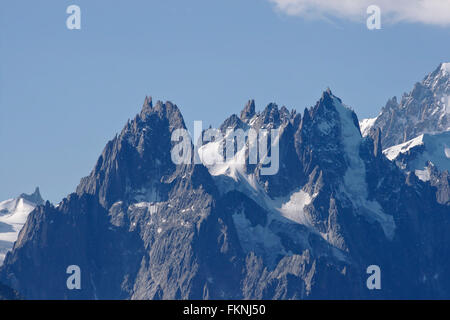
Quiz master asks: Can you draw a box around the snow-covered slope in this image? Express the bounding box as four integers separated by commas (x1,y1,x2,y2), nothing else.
383,131,450,181
383,135,427,161
333,97,396,240
0,188,43,264
442,62,450,74
359,117,377,137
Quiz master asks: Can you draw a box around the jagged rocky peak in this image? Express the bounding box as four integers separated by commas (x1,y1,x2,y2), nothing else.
408,62,449,101
304,88,360,135
250,102,289,129
279,106,291,123
220,114,247,132
382,96,399,111
423,62,450,91
138,96,186,130
142,95,153,112
240,99,256,122
116,96,188,155
76,95,189,208
224,102,295,132
314,88,342,111
237,99,296,130
124,96,188,146
261,102,280,124
360,63,450,148
295,88,397,226
0,282,20,300
19,187,44,206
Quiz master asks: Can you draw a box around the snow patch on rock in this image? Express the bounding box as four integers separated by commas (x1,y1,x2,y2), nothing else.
383,134,425,160
359,117,377,137
278,190,313,226
441,62,450,74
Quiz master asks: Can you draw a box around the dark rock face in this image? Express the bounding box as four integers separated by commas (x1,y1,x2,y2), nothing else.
240,100,256,122
1,90,450,300
431,169,450,205
0,282,20,300
76,98,185,209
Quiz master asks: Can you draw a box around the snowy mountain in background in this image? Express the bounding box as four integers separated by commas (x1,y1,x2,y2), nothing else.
361,63,449,148
0,188,44,264
0,282,20,300
359,63,449,205
383,132,450,205
359,117,378,137
384,131,450,174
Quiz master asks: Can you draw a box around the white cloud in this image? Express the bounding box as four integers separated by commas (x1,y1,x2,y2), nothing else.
269,0,450,26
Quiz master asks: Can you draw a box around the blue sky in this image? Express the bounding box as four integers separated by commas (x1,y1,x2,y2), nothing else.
1,0,449,202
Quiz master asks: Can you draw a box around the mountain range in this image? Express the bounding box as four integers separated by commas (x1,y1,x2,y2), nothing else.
0,63,448,299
